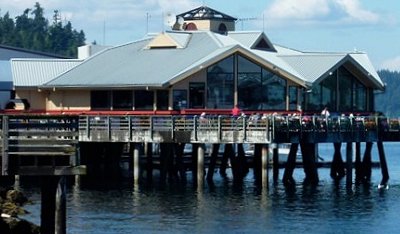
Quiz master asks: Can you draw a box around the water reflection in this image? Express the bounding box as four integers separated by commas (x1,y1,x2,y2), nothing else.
20,143,400,233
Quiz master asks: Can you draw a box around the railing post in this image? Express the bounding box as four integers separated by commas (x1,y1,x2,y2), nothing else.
242,115,247,142
107,116,111,141
150,116,154,141
2,116,9,175
218,115,222,141
86,116,90,140
171,116,175,141
128,116,132,141
194,115,198,141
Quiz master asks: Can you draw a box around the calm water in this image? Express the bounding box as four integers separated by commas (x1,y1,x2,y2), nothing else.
20,143,400,233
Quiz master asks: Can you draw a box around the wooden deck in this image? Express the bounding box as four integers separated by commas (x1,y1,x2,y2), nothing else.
0,115,86,176
1,113,399,176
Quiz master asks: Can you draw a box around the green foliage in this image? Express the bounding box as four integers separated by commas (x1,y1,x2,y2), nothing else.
375,70,400,116
0,2,85,57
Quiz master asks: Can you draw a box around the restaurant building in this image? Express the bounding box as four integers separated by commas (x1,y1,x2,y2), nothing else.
10,6,384,115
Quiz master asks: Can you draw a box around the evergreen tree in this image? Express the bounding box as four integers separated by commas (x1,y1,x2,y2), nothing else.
0,2,85,57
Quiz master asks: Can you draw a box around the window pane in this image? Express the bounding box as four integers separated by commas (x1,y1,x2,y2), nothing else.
157,90,169,110
207,55,234,73
260,70,286,110
289,86,298,110
353,79,366,111
135,90,154,110
338,68,353,112
238,55,261,73
238,73,262,110
113,90,133,110
321,73,336,111
91,91,111,110
173,90,187,110
207,56,234,109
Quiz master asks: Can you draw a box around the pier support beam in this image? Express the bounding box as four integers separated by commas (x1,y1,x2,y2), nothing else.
377,141,389,188
197,144,205,186
175,143,186,181
261,144,269,188
253,144,262,184
133,143,140,185
41,176,66,234
355,142,362,183
272,144,279,183
330,143,345,180
207,144,220,182
300,142,319,185
282,143,299,186
362,142,373,182
145,143,153,182
346,142,353,189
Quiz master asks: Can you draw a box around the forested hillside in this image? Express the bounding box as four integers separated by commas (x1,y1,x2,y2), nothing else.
0,2,85,57
375,70,400,116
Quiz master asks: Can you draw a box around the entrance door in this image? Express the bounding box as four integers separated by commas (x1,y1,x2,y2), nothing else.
189,82,205,108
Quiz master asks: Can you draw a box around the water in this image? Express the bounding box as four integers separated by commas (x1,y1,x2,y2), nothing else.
20,143,400,233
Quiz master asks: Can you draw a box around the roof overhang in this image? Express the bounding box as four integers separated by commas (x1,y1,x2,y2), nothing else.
165,45,308,88
313,55,384,90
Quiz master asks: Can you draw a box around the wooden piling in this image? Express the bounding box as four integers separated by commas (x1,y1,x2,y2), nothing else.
133,143,140,185
355,142,362,182
41,176,63,234
145,143,153,182
261,144,269,188
377,141,389,187
331,143,345,180
207,144,220,182
346,142,353,189
197,143,205,186
282,143,299,186
272,144,279,182
362,142,373,181
55,176,66,234
300,142,319,185
174,143,186,181
253,144,262,184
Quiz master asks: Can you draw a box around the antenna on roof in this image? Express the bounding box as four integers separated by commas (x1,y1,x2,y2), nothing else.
237,17,258,30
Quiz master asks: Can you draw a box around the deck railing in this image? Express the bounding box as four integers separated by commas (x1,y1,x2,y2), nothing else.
77,114,400,143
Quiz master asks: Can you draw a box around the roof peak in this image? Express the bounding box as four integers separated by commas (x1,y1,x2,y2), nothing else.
177,5,237,21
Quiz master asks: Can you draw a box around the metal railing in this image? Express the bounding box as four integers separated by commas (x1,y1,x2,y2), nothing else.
78,114,400,143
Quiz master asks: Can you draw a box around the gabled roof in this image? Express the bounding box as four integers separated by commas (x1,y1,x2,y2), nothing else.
177,5,237,21
11,59,82,87
40,30,383,91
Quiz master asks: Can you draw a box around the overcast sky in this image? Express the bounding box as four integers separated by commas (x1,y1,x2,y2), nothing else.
1,0,399,71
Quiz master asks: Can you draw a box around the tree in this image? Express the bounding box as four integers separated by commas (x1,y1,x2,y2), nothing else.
0,2,85,57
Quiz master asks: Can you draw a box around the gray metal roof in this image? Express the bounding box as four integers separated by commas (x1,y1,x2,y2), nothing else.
41,30,383,91
11,59,82,87
45,33,221,88
280,53,346,83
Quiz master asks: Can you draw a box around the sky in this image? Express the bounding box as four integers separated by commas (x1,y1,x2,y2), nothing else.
1,0,400,71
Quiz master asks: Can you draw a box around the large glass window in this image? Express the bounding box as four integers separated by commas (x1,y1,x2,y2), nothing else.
113,90,133,110
261,70,286,110
173,90,187,110
320,72,337,111
91,90,111,110
237,55,286,110
207,56,234,109
156,90,169,110
135,90,154,110
304,66,368,112
289,86,298,110
238,56,262,109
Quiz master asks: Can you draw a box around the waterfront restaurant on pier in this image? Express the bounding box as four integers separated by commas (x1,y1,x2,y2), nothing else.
8,6,384,116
